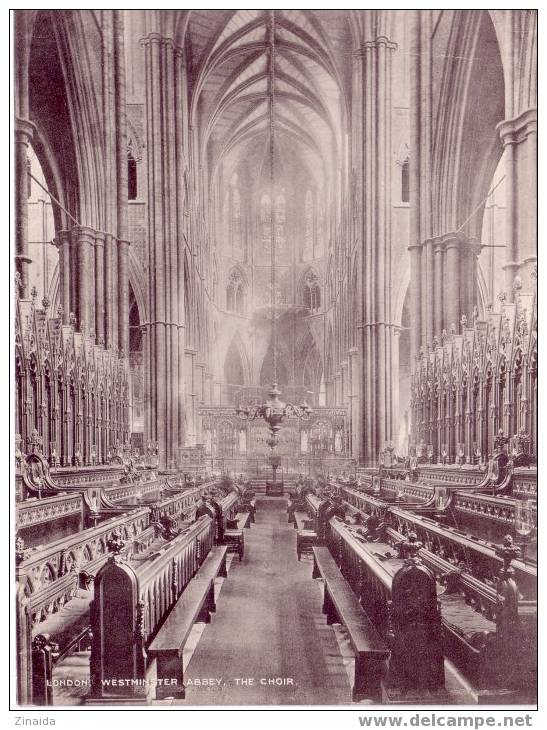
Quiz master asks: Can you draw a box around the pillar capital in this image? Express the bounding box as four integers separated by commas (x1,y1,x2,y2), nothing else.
53,229,72,249
140,32,183,55
497,107,537,147
94,230,106,247
437,231,468,251
14,117,36,141
358,36,398,54
74,226,97,246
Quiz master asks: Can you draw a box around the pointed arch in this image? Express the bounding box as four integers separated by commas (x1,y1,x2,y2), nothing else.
223,336,247,387
260,344,288,387
300,267,322,313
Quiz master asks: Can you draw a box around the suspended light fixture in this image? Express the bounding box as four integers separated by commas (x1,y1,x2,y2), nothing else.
235,10,312,465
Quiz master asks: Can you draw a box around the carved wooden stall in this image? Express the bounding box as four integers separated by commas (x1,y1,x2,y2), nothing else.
338,470,537,598
208,486,252,560
16,472,218,705
304,492,346,542
89,516,215,702
410,298,537,466
327,517,445,701
388,508,537,598
15,291,130,469
327,513,536,701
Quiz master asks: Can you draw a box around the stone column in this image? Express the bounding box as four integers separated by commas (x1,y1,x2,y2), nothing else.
408,11,422,362
195,363,206,449
94,232,105,344
76,227,96,335
15,118,35,298
325,379,334,407
433,238,444,334
444,233,461,330
69,228,79,323
358,33,396,464
206,374,214,406
497,109,537,295
114,10,130,357
348,347,360,459
341,361,349,411
175,48,187,452
142,31,184,468
334,372,342,407
186,350,196,446
54,230,71,325
117,239,130,353
104,233,116,351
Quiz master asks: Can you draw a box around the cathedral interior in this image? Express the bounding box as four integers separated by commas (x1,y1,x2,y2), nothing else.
14,9,537,708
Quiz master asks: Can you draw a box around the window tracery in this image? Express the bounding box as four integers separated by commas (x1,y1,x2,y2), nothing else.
260,192,286,257
226,268,246,314
301,270,321,313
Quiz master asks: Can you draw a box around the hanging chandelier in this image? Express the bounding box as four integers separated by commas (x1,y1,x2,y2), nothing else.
235,10,312,449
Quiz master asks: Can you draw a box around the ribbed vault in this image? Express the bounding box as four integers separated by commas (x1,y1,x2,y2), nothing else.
185,9,350,191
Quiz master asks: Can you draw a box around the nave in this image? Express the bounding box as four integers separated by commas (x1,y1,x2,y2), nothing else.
13,8,537,710
183,497,350,706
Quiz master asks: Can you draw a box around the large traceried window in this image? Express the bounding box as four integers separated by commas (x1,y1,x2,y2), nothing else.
261,191,286,257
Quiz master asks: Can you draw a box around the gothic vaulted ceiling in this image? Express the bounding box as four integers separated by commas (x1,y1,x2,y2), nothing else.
184,9,352,190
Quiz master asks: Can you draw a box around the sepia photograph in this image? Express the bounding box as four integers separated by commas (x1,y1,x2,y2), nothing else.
11,7,537,714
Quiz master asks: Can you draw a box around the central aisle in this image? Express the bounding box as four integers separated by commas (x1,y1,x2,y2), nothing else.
183,497,352,705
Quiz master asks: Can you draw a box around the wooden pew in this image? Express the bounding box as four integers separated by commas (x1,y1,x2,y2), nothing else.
224,511,251,561
339,485,537,599
326,518,446,700
147,546,229,699
312,547,389,702
305,493,325,533
88,516,215,702
294,511,313,531
223,529,244,560
240,497,256,523
293,511,317,560
209,491,246,559
227,512,251,530
287,497,296,524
